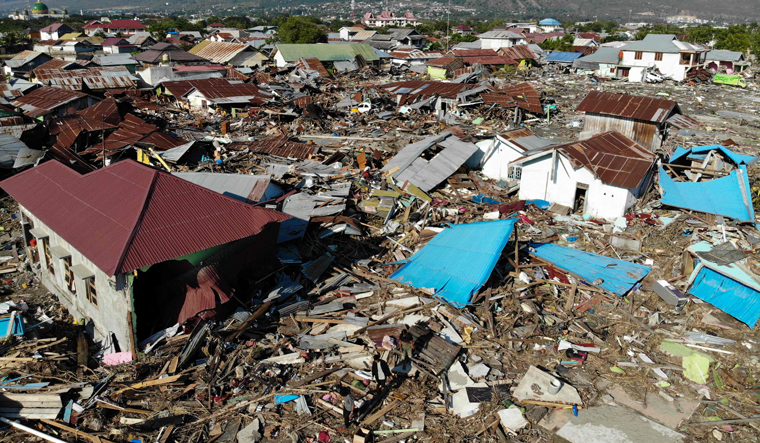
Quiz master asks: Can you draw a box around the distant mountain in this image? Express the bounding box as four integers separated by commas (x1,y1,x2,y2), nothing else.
1,0,757,22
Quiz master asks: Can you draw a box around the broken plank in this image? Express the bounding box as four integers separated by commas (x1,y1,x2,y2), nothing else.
361,399,401,426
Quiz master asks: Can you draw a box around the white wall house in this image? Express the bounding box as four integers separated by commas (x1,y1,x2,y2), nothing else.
467,132,556,181
510,131,655,219
616,34,707,82
479,30,527,50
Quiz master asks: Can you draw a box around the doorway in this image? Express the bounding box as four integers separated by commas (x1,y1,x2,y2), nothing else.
573,184,588,213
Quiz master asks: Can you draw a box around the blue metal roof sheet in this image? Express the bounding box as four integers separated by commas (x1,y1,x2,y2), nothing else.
659,165,755,222
689,265,760,328
539,19,562,25
528,243,650,295
670,144,757,166
390,219,517,307
545,51,583,63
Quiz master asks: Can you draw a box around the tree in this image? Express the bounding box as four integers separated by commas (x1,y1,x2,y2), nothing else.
277,16,327,44
539,34,573,52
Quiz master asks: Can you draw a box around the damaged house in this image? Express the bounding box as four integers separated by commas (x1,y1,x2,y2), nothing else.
576,90,685,151
0,160,289,354
510,131,656,219
381,132,479,192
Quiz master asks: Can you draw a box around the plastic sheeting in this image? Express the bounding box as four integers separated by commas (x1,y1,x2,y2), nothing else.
390,219,517,307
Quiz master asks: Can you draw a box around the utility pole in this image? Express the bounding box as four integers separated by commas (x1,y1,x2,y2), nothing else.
446,0,450,52
101,114,106,168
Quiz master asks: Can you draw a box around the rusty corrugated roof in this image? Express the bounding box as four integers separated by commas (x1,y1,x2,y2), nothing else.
11,86,86,118
34,66,135,91
193,41,250,64
554,131,655,189
0,159,290,276
575,90,678,124
232,135,317,159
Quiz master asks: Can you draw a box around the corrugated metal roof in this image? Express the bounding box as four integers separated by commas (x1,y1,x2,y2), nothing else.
381,132,480,192
623,34,705,53
498,82,543,114
391,219,517,307
276,43,379,63
529,243,651,295
665,114,701,130
0,133,30,168
193,41,251,64
544,51,583,63
0,160,290,276
499,45,539,60
381,80,476,104
575,90,678,123
478,30,524,40
33,66,136,91
548,131,655,189
5,51,47,68
706,50,745,62
687,241,760,328
233,135,317,159
173,172,282,203
11,86,86,118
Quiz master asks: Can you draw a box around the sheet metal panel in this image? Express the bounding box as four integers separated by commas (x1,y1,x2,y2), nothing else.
659,164,755,222
689,265,760,328
529,243,651,295
390,219,517,307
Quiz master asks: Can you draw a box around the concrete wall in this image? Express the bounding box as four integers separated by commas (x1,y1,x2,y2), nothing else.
517,152,638,219
619,51,706,82
471,137,526,180
21,205,134,352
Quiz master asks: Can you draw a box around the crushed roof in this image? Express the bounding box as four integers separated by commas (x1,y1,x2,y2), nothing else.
32,66,136,91
11,86,86,118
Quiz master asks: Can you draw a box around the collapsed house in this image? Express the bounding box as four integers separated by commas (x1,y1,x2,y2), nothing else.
381,132,480,193
510,131,656,219
0,160,290,353
659,144,757,223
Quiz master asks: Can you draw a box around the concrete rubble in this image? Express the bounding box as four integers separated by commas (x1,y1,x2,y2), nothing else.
0,51,759,443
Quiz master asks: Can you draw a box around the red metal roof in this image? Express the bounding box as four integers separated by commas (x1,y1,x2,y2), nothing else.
498,45,538,60
575,90,678,124
451,49,498,57
1,160,290,276
553,131,655,189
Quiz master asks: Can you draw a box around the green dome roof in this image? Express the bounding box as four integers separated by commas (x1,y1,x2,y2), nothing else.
31,0,49,13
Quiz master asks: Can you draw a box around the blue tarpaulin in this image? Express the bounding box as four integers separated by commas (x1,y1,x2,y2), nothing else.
687,241,760,328
545,52,583,63
390,219,517,307
528,243,651,295
660,145,756,222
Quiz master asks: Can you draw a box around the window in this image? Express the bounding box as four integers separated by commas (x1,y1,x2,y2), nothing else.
508,165,522,180
42,238,54,276
635,52,643,60
655,52,663,61
609,67,615,73
62,257,75,293
85,278,97,306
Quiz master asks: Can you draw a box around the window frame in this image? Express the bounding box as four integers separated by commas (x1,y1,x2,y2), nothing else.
42,237,54,276
85,277,98,307
62,256,75,293
634,51,643,60
654,52,663,61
